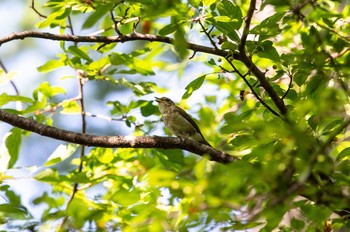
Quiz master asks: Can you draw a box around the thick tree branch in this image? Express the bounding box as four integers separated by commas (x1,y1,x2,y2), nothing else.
238,54,287,115
237,0,287,115
239,0,256,52
0,30,287,115
0,31,234,59
0,109,237,164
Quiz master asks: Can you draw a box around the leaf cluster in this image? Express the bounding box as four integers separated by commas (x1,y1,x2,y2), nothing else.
0,0,350,231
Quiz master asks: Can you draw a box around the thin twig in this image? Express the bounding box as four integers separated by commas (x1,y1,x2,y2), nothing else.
110,10,123,36
59,22,84,231
67,16,75,38
0,60,19,95
197,18,219,50
77,75,87,172
61,76,87,226
31,0,47,18
239,0,256,53
281,72,293,100
225,58,281,117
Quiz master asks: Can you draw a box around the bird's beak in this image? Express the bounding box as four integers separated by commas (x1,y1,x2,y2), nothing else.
155,97,161,103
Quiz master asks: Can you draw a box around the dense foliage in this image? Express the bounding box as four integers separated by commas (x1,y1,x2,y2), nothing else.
1,0,350,231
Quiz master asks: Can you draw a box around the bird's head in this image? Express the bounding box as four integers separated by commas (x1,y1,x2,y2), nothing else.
155,97,176,113
155,97,175,107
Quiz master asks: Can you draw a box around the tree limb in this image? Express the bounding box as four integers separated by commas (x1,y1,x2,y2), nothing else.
0,31,234,59
0,109,237,164
0,30,287,115
237,0,287,115
239,0,256,52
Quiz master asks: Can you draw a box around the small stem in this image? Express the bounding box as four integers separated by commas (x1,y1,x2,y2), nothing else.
0,60,19,95
225,58,280,117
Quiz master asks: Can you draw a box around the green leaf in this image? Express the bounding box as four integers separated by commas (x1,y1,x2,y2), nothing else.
0,93,33,107
203,0,216,6
256,40,280,61
156,149,185,170
115,78,155,96
109,53,155,75
222,221,264,230
207,18,240,42
111,188,141,206
44,144,79,167
305,74,327,95
336,147,350,161
299,203,331,223
147,168,176,187
33,192,65,208
68,172,91,184
206,1,242,41
34,168,60,182
126,115,136,127
188,0,200,7
182,75,206,99
36,7,71,29
250,12,284,41
37,82,66,98
0,128,22,172
5,128,21,169
217,0,242,28
67,198,91,229
37,60,65,73
174,26,189,59
68,46,92,62
0,204,29,219
220,110,254,134
94,148,114,164
260,0,289,9
321,119,343,136
82,5,111,29
294,70,309,87
307,115,318,131
159,21,185,36
61,100,81,114
140,101,157,117
291,218,306,231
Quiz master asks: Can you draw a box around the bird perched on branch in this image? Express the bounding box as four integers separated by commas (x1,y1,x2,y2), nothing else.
155,97,212,147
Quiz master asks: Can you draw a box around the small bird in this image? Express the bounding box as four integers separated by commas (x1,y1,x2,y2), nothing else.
155,97,212,147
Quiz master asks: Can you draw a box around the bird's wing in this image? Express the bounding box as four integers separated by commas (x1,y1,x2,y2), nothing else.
176,106,206,138
177,107,213,147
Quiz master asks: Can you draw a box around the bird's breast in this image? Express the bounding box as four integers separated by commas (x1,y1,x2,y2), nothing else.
162,111,197,137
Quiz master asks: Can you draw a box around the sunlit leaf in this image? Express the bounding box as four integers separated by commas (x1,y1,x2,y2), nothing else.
37,82,66,98
44,144,79,167
0,128,21,172
37,60,65,73
203,0,216,6
82,4,112,29
68,46,92,62
0,93,33,107
182,75,206,99
174,26,189,59
61,100,81,114
34,168,60,182
159,21,185,36
336,147,350,161
140,101,157,117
